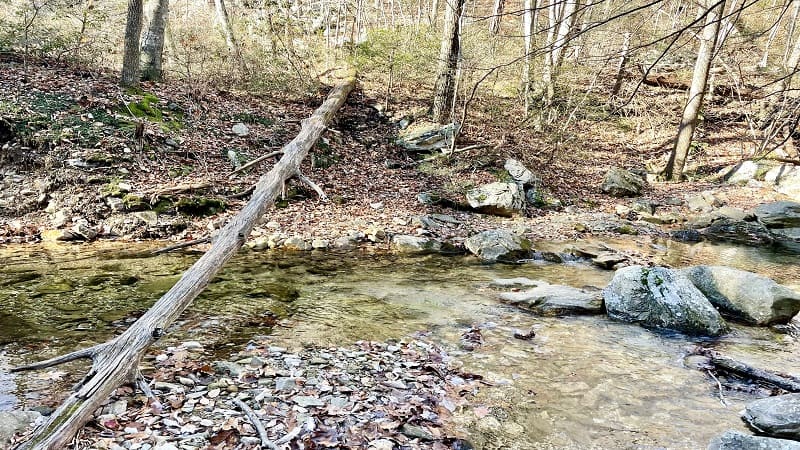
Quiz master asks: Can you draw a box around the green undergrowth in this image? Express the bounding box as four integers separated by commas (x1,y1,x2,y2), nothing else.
121,88,184,131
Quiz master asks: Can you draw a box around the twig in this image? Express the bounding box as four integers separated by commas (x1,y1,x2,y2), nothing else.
706,370,728,407
227,185,256,200
232,398,277,450
135,370,163,411
274,425,302,445
295,170,328,201
11,345,100,372
151,237,211,255
229,150,284,179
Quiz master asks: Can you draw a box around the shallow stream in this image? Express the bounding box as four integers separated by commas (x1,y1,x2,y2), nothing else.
1,237,799,449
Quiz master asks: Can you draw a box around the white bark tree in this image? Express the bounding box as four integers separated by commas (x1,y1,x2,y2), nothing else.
664,0,725,181
140,0,169,82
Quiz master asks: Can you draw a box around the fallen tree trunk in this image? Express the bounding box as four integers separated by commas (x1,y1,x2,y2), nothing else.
11,72,356,450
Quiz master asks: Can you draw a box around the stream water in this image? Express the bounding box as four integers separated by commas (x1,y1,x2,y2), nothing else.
1,237,799,449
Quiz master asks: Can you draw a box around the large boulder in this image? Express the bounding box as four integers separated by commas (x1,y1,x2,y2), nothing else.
603,266,728,336
465,229,531,263
601,167,645,197
498,282,604,315
395,122,459,152
754,201,800,228
683,266,800,325
771,227,800,252
702,217,773,246
466,182,525,216
743,394,800,440
0,410,41,445
765,165,800,201
724,160,761,185
708,430,800,450
504,159,540,186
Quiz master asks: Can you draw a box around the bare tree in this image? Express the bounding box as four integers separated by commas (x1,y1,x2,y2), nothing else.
610,31,631,98
214,0,244,67
522,0,537,113
538,0,580,121
140,0,169,82
120,0,144,86
663,0,725,181
432,0,466,123
489,0,505,35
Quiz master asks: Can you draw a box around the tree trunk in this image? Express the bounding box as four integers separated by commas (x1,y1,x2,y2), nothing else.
489,0,505,35
214,0,244,66
610,31,631,98
664,0,724,181
784,0,800,66
522,0,537,113
11,73,356,450
120,0,144,86
140,0,169,82
431,0,465,124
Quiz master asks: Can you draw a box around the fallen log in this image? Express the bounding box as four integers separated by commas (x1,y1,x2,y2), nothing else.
11,71,356,450
690,348,800,393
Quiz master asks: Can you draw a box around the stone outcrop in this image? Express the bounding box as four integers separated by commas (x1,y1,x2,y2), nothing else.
743,394,800,440
466,182,525,216
465,229,531,263
601,167,645,197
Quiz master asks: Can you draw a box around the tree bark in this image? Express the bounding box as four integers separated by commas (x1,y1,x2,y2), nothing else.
663,0,724,181
522,0,537,113
610,31,631,98
214,0,244,67
11,73,356,450
120,0,144,86
431,0,465,124
140,0,169,82
489,0,505,35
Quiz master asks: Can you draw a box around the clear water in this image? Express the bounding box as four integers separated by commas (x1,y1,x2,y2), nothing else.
1,238,799,449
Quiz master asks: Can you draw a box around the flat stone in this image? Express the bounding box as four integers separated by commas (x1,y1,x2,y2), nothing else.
391,235,442,253
754,201,800,228
708,430,800,449
0,411,41,445
232,123,250,136
466,182,525,216
465,229,531,263
489,277,543,288
275,377,297,392
498,284,604,316
293,396,324,408
744,393,800,439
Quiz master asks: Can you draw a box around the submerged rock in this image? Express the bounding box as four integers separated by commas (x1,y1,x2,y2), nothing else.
392,235,442,253
0,410,41,445
743,394,800,440
603,266,728,336
600,167,645,197
466,182,525,216
465,229,531,263
683,266,800,325
499,284,604,315
708,430,800,450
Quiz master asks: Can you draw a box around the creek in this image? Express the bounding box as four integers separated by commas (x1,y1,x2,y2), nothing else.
1,237,799,449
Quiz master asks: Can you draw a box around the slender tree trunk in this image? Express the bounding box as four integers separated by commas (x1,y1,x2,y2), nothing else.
610,31,631,98
121,0,145,86
214,0,244,66
522,0,537,113
489,0,505,35
664,0,724,181
778,28,800,94
783,0,800,66
140,0,169,82
432,0,466,123
11,73,356,450
429,0,439,24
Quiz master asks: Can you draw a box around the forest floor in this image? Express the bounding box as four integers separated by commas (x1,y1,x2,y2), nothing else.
0,54,790,251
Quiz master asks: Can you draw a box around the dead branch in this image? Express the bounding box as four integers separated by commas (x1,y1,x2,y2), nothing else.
228,150,284,179
695,349,800,392
295,170,328,201
11,71,356,450
403,144,491,167
232,398,277,450
150,236,211,255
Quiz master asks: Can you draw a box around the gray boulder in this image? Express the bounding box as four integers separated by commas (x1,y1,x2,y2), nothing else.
708,430,800,450
395,122,459,152
771,227,800,252
466,182,525,216
603,266,728,336
601,167,645,197
392,235,442,254
504,159,540,186
703,218,773,246
724,160,761,185
0,410,41,445
683,266,800,325
465,229,531,263
765,165,800,201
744,394,800,440
498,283,604,316
755,202,800,228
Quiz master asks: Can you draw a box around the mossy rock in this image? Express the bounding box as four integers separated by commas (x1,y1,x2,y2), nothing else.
122,194,147,211
175,196,226,216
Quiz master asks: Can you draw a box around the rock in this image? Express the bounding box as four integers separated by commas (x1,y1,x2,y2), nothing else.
765,164,800,200
671,229,704,242
391,235,442,253
400,423,435,441
51,209,69,227
600,167,645,197
489,277,542,288
311,238,330,249
683,266,800,325
465,229,532,263
504,159,539,186
771,227,800,252
232,122,250,137
591,251,628,269
72,223,98,240
724,160,760,185
703,217,773,246
368,439,396,450
107,197,125,213
754,201,800,228
395,122,459,152
212,361,245,377
293,396,324,408
631,198,656,215
0,410,41,445
40,229,78,241
133,211,159,227
708,430,800,450
275,377,297,392
332,235,358,249
283,236,311,251
603,266,728,336
743,393,800,439
498,284,604,315
466,182,525,216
